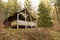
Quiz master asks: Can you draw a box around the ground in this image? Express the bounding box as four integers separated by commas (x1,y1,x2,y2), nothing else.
0,28,60,40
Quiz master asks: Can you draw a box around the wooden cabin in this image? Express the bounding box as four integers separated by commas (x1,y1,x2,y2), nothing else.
4,9,38,29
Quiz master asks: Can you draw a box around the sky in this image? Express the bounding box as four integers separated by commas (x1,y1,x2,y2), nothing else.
2,0,40,11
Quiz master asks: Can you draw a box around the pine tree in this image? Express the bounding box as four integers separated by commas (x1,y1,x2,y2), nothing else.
0,0,6,22
24,0,32,10
0,0,22,23
5,0,21,18
38,2,53,27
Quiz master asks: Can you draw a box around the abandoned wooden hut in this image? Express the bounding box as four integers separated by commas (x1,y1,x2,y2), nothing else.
4,9,38,29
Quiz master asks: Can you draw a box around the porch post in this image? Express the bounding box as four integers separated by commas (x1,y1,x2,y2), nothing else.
31,17,32,29
25,11,27,29
36,18,38,29
17,14,19,29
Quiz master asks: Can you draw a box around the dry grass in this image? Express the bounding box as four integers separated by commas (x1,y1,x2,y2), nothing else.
0,28,60,40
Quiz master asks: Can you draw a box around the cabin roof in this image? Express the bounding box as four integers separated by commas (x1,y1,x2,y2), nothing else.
18,9,38,19
27,10,39,19
6,9,38,20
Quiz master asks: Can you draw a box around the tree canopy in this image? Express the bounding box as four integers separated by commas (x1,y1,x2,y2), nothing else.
24,0,32,10
38,2,53,27
0,0,21,22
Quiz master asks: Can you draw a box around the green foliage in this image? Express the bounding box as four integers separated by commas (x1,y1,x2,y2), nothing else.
24,0,32,10
56,0,60,6
0,0,6,22
38,2,53,27
0,0,21,22
6,0,21,17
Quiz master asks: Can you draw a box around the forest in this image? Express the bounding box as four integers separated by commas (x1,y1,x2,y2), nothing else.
0,0,60,40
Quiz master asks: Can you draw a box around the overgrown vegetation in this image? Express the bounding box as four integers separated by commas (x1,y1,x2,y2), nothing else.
0,0,60,40
54,0,60,25
38,2,53,27
0,0,21,23
0,28,60,40
0,28,54,40
24,0,32,10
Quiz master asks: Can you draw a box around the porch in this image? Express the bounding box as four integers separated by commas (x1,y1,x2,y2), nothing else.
11,20,36,28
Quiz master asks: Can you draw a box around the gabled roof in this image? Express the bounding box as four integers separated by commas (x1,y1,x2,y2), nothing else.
18,9,38,19
5,9,38,21
27,9,39,19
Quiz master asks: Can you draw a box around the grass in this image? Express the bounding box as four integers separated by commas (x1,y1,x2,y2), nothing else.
48,30,60,40
0,28,60,40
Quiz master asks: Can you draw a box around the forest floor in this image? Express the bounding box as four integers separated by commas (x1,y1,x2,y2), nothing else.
0,27,60,40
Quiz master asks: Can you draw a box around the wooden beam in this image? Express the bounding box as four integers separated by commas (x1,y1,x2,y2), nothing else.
17,14,19,29
36,18,38,29
25,11,27,29
29,15,33,28
31,17,32,28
